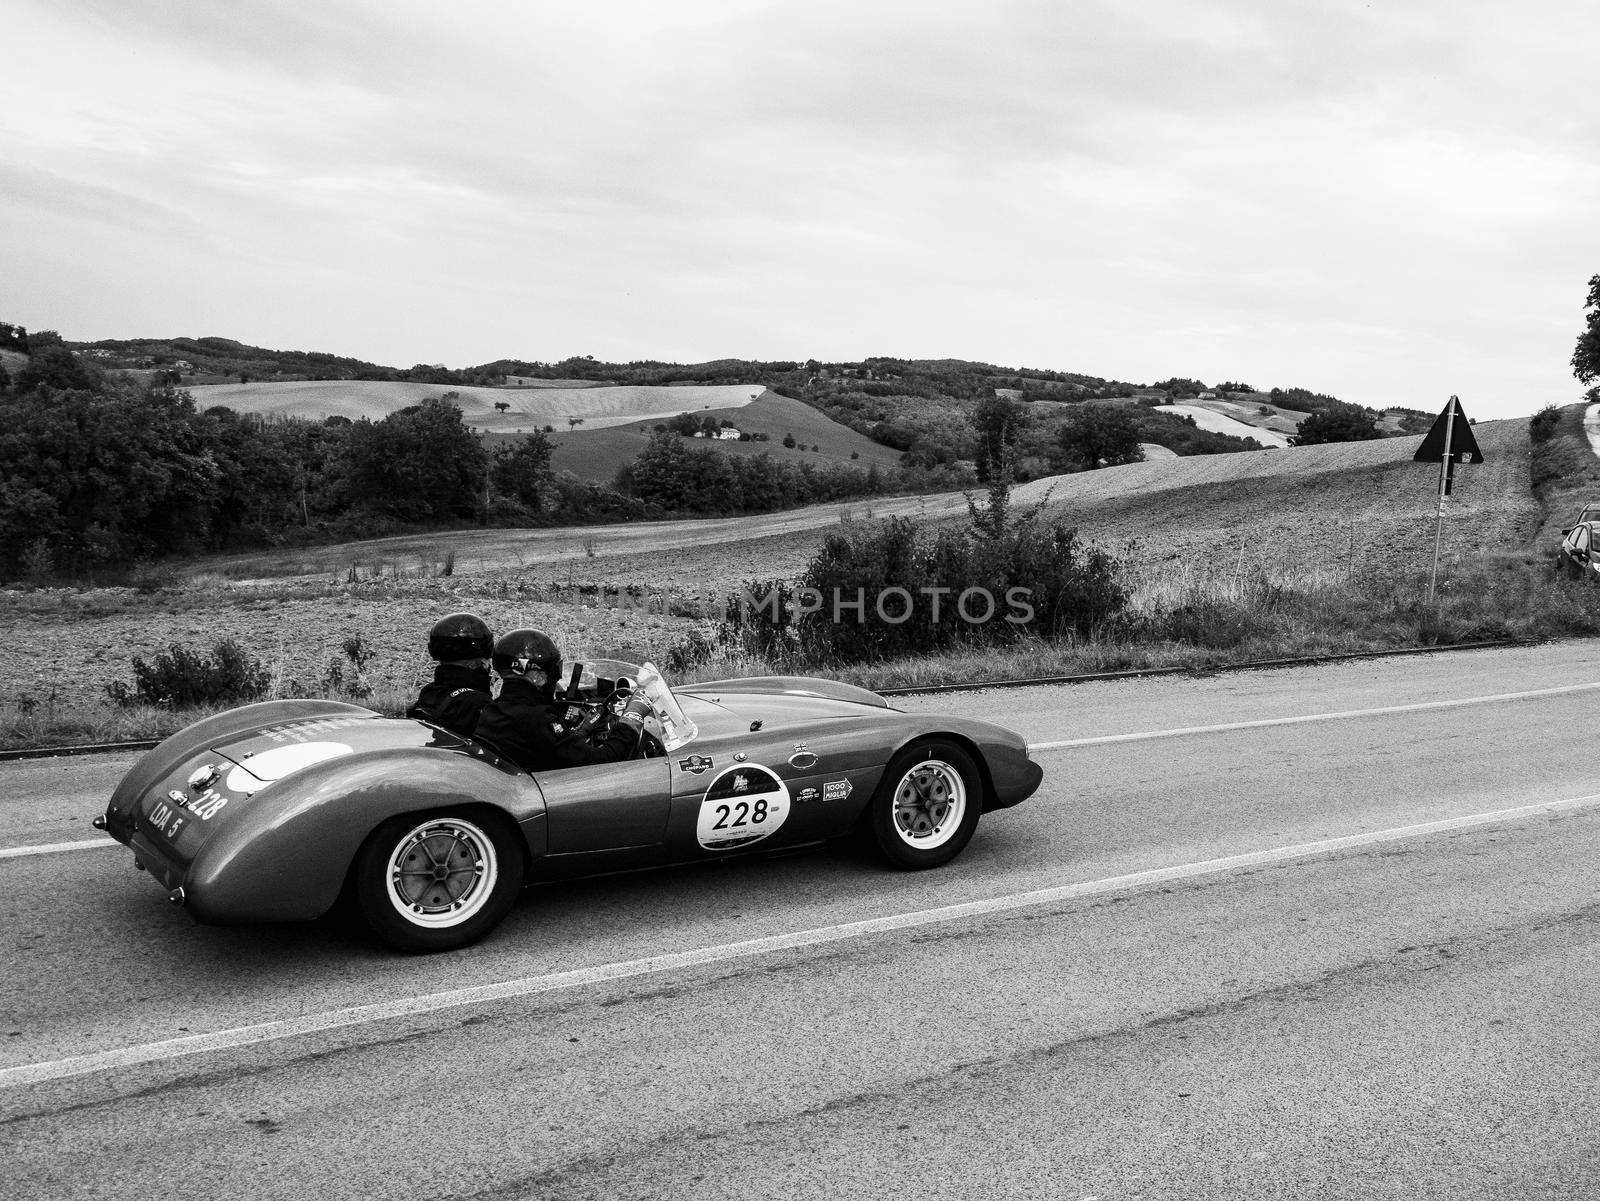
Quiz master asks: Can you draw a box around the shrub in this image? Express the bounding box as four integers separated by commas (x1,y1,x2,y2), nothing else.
20,539,53,586
1530,404,1563,444
663,629,718,675
722,515,1126,665
1163,599,1256,648
106,639,270,708
320,633,375,700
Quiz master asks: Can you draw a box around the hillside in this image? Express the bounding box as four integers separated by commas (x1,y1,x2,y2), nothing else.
1,415,1541,716
195,416,1535,591
1154,403,1295,448
543,390,904,480
187,379,764,432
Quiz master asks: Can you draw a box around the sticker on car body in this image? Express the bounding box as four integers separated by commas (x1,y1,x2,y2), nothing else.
823,779,853,801
225,741,354,795
696,764,790,850
679,754,714,774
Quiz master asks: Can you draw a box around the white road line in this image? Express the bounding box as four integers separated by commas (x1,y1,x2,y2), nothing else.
0,838,114,859
5,789,1599,1092
5,681,1597,862
1027,680,1600,751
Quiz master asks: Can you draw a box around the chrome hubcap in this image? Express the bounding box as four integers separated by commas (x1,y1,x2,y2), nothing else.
385,818,498,928
892,760,966,850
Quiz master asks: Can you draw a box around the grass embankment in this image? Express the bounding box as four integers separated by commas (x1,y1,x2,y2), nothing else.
6,546,1598,752
1530,402,1600,545
682,551,1600,692
4,407,1596,751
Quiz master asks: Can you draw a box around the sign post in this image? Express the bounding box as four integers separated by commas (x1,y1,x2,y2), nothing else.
1412,396,1484,600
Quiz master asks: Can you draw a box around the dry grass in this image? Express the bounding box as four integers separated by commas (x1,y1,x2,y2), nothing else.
1,408,1579,749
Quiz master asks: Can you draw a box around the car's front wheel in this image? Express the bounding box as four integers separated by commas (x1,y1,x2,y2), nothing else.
354,811,524,952
868,741,983,870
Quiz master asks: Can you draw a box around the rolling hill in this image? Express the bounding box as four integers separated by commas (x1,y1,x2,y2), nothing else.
186,379,765,432
195,416,1535,593
6,414,1541,716
541,390,905,480
1155,402,1296,448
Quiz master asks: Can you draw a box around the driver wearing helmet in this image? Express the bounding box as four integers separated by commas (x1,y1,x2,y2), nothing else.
406,612,495,737
474,628,654,773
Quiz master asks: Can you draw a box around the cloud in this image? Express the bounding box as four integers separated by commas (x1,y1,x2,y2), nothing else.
1,0,1596,415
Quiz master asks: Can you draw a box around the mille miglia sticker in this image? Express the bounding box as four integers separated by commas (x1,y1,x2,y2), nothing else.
679,754,714,774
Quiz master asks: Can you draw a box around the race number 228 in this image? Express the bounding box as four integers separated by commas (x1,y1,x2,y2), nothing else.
711,799,770,830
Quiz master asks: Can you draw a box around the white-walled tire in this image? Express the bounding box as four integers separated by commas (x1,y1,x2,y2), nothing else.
868,741,983,870
354,811,524,952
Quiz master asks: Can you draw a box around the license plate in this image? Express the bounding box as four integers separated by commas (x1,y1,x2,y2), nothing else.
143,799,191,847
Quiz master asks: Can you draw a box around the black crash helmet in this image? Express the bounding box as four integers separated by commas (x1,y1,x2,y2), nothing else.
427,612,494,662
493,628,562,680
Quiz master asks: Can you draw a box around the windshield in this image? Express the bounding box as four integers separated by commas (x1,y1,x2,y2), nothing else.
568,659,698,752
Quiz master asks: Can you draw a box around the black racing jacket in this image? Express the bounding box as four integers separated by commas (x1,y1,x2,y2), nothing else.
473,676,641,774
407,663,493,737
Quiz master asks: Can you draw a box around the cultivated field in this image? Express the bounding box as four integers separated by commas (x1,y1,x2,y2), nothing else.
1156,402,1295,448
0,416,1541,730
542,390,904,480
187,379,764,432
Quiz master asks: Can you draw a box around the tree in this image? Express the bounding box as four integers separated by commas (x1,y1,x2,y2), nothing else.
619,431,699,510
494,401,510,413
969,395,1026,484
1289,404,1382,446
491,430,553,511
1056,404,1144,471
342,398,488,522
1574,274,1600,401
14,345,99,395
0,378,220,572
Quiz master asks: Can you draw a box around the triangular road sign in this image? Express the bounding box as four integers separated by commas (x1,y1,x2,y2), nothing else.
1413,396,1484,463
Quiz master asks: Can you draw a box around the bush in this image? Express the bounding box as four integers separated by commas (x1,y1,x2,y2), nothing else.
106,639,270,708
1163,600,1256,648
722,515,1126,665
1530,404,1563,444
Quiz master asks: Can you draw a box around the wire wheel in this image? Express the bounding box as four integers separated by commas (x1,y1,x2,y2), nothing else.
384,817,499,927
891,759,968,850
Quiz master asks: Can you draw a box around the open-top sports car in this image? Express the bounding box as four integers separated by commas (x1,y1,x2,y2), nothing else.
98,662,1043,952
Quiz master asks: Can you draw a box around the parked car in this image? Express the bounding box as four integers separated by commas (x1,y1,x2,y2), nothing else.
98,661,1043,952
1560,503,1600,536
1556,522,1600,579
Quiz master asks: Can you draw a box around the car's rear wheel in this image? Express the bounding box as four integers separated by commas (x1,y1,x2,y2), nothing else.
354,811,524,952
868,741,983,870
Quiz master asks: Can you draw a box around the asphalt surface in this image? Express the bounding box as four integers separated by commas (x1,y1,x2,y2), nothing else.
4,641,1600,1198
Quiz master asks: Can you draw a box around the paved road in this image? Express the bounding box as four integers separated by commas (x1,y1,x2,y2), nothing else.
4,642,1600,1198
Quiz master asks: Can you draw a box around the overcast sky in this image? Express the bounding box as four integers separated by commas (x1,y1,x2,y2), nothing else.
2,0,1595,419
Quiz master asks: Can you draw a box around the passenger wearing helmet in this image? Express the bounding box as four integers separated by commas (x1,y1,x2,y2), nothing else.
474,628,652,773
407,612,495,737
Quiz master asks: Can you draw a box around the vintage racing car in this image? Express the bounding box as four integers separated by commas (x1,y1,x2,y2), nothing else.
98,661,1043,952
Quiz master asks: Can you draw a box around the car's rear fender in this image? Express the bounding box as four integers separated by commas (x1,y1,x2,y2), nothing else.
183,747,544,925
108,699,379,829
